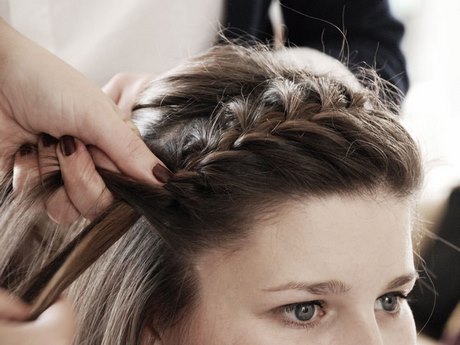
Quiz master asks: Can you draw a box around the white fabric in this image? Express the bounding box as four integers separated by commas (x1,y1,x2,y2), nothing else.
2,0,224,85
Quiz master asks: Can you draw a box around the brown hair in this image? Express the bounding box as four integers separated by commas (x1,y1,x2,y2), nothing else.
0,44,422,344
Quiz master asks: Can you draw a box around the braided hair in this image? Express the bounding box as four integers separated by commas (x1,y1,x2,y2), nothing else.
0,44,422,345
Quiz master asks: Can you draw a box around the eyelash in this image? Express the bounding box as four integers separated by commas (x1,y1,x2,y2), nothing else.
276,301,326,329
275,292,411,329
375,292,411,316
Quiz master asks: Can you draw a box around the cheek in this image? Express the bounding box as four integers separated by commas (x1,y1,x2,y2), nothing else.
381,304,417,345
170,308,253,345
163,304,236,345
167,305,291,345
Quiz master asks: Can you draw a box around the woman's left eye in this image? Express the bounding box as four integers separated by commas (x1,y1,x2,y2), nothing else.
375,292,408,314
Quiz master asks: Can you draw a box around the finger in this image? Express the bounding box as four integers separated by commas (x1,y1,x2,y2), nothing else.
78,97,172,185
102,74,124,107
13,141,78,224
102,73,152,117
57,136,114,220
38,134,80,224
87,121,140,173
124,118,142,137
87,145,120,172
25,87,171,186
115,74,152,116
0,298,76,345
12,144,39,195
37,133,60,177
88,116,172,185
0,289,31,321
0,116,37,181
45,189,80,224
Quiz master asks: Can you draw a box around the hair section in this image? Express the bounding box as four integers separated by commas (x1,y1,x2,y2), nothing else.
0,44,422,345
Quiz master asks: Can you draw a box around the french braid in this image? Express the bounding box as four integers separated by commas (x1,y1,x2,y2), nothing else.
0,44,422,345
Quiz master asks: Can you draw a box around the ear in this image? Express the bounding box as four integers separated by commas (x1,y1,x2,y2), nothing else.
141,326,164,345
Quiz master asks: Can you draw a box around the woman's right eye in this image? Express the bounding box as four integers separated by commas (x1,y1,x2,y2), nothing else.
278,301,326,329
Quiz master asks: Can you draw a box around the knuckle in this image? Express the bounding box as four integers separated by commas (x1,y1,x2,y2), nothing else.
74,159,99,188
45,190,79,224
109,72,132,87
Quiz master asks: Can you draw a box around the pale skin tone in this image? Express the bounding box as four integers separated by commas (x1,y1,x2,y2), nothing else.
0,19,161,343
161,194,418,345
0,17,421,344
0,290,75,345
0,18,167,222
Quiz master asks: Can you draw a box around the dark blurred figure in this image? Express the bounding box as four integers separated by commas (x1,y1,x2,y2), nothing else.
224,0,408,94
411,186,460,340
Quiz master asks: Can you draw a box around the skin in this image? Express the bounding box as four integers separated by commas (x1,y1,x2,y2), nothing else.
102,72,153,116
0,17,417,343
0,18,161,342
0,18,166,223
0,289,75,345
164,194,418,345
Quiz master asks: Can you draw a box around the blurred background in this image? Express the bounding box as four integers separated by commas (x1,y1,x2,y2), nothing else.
392,0,460,219
389,0,460,343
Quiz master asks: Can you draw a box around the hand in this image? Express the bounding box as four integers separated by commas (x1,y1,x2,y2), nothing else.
0,289,75,345
103,73,153,116
0,19,171,222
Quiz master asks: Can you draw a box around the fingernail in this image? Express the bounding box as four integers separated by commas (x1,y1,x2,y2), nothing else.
41,133,58,147
152,164,173,184
60,136,76,156
19,144,34,156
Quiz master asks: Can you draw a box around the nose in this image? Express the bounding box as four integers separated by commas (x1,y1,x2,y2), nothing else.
338,313,384,345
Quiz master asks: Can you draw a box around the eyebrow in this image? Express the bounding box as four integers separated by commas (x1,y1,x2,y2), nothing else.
385,271,419,290
262,279,351,295
262,272,419,295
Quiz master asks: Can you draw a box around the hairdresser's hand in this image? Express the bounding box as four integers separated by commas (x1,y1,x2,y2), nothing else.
103,73,153,116
0,289,75,345
0,19,171,222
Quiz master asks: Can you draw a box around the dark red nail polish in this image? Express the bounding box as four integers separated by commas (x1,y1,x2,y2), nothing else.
152,164,173,184
19,144,34,156
41,133,58,147
60,136,76,156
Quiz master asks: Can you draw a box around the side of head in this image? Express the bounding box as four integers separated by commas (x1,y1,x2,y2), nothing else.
83,45,420,345
131,44,421,254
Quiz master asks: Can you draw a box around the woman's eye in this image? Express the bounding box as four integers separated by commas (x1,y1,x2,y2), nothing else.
291,303,316,321
375,293,407,314
280,301,325,327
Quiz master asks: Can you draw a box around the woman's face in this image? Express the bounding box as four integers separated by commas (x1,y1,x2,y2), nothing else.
166,194,417,345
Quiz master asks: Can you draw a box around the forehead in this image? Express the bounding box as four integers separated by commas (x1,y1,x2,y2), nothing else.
196,194,415,294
